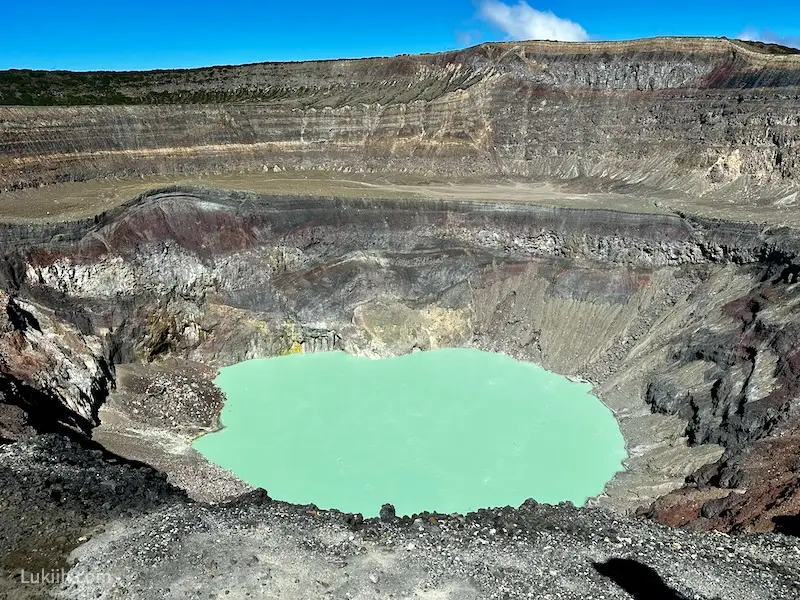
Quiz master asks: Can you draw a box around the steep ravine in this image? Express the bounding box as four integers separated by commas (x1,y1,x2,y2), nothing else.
0,187,798,535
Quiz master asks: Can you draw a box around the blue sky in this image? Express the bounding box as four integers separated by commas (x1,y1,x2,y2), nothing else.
1,1,798,71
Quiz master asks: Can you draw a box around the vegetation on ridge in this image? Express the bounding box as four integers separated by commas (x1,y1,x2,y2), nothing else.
1,37,798,107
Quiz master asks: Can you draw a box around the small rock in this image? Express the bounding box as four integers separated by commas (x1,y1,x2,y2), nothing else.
380,503,396,522
368,574,378,584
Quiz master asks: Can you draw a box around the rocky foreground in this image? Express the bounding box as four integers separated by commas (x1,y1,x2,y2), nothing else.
1,435,798,600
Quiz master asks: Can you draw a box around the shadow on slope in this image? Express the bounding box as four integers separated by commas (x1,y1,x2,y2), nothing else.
773,514,800,537
593,558,689,600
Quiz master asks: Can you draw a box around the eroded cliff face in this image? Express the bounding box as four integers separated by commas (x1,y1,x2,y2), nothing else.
1,38,798,201
0,289,111,438
0,187,797,531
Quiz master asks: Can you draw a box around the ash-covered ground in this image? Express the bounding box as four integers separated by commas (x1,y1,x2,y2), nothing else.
2,435,799,600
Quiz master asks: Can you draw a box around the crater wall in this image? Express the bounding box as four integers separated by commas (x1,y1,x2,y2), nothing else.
1,38,799,198
0,188,798,531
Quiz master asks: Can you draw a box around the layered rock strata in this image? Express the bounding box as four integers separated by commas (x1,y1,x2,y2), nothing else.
1,38,798,203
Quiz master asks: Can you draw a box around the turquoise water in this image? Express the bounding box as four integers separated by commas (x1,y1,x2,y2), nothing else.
192,349,626,517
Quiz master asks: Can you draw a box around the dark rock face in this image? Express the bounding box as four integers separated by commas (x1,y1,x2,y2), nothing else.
0,289,112,437
646,279,800,450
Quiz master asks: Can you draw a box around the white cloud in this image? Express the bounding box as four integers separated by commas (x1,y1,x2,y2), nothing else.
479,1,589,42
737,29,800,49
456,30,483,47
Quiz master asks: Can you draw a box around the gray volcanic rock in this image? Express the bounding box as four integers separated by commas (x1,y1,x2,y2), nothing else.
0,435,187,600
53,498,800,600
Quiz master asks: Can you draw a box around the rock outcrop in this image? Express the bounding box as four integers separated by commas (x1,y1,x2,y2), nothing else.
0,289,112,437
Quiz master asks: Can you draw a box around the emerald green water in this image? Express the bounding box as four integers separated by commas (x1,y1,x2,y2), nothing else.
193,349,626,517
